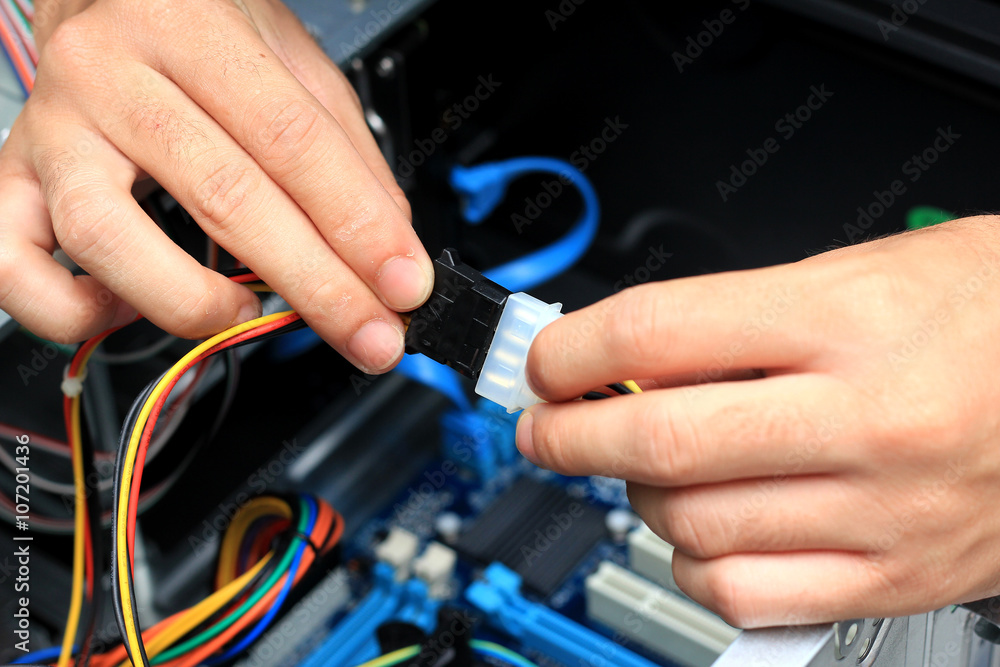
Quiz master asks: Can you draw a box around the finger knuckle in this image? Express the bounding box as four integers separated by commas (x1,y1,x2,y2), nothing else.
41,17,101,79
162,284,224,338
661,495,712,558
606,284,672,366
533,413,574,473
122,98,203,166
701,567,749,627
324,188,379,243
294,273,353,326
191,160,262,231
250,97,324,175
0,237,22,308
51,187,127,265
637,402,700,483
386,184,413,221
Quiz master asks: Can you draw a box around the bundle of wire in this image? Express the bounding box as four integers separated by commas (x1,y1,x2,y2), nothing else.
0,0,34,96
9,268,296,667
15,492,342,667
110,307,310,667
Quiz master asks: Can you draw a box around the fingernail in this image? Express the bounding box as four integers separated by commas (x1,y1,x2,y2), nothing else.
110,301,139,328
377,255,432,311
516,410,539,465
347,319,404,372
235,299,263,325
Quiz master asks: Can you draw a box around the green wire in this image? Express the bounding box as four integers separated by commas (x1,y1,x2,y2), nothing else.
151,498,309,663
355,640,538,667
5,0,32,37
18,326,77,355
471,640,539,667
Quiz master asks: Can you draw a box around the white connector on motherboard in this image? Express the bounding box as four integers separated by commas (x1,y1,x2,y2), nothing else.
586,561,740,667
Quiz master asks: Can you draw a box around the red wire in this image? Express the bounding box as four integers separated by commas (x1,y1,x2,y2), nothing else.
126,313,302,564
1,2,36,64
228,272,261,284
11,0,31,21
64,322,134,600
0,4,32,91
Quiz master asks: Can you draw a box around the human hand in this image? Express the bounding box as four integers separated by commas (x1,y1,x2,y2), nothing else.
0,0,431,373
517,216,1000,627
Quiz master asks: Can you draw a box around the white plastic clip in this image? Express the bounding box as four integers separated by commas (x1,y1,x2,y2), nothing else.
61,364,87,398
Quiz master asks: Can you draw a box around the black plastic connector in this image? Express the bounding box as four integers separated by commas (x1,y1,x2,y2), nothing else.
404,249,510,379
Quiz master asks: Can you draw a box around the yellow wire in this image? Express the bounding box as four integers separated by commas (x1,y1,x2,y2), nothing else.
57,396,85,667
355,645,421,667
119,555,272,666
58,341,103,667
623,380,643,394
216,497,291,586
246,284,275,293
115,311,297,661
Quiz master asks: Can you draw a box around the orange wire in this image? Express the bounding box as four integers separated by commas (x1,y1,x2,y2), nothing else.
0,4,32,91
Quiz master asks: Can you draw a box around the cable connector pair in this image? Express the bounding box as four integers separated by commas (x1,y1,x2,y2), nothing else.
404,249,562,412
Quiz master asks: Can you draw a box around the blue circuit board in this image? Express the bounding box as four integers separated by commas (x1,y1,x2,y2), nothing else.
321,454,678,667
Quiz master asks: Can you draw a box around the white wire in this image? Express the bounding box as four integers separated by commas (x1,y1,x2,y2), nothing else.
89,332,177,364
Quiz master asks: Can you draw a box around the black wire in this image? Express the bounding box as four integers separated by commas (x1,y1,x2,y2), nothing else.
112,319,305,666
217,267,258,279
606,383,632,395
582,391,611,400
111,377,158,667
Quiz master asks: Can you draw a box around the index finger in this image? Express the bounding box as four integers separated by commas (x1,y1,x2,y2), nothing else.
517,373,854,485
526,265,814,403
137,1,433,311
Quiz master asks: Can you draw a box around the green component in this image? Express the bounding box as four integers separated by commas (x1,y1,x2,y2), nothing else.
152,498,311,663
18,327,77,356
907,206,956,230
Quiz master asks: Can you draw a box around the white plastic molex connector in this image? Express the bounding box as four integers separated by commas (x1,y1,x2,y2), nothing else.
474,292,563,413
374,527,420,582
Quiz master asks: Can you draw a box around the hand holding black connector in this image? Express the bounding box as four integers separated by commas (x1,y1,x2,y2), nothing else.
403,249,566,413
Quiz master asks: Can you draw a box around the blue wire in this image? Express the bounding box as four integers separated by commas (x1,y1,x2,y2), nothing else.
393,354,472,411
267,157,599,409
0,3,30,98
0,31,28,98
11,645,73,664
473,644,539,667
451,157,601,292
204,496,317,664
